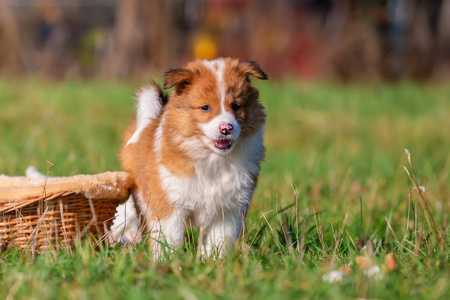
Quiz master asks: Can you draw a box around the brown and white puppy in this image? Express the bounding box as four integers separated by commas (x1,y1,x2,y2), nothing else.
117,57,267,258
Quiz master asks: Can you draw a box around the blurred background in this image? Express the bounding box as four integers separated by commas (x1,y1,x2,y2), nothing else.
1,0,449,81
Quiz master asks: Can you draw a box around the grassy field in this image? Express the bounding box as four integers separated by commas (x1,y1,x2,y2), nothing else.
1,79,450,299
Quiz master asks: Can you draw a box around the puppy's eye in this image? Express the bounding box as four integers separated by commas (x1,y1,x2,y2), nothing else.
231,103,240,111
200,105,211,112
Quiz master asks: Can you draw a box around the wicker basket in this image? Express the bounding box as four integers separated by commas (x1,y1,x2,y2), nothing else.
0,172,132,252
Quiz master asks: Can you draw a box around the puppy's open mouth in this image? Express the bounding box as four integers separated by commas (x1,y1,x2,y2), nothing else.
213,139,233,150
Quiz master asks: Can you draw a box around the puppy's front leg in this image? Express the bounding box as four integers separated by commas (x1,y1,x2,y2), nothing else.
202,207,247,258
146,207,187,261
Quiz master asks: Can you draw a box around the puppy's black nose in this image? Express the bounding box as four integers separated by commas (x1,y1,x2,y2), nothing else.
219,123,233,135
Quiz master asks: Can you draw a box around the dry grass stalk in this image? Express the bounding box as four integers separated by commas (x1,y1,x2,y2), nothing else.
246,209,272,247
313,207,326,255
292,185,300,254
330,213,349,268
261,211,284,256
298,210,308,263
402,149,443,251
275,196,294,256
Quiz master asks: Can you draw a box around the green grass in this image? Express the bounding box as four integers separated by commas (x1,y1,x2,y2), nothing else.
1,78,450,299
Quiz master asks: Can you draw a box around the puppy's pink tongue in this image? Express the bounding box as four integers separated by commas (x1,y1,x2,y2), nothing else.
214,140,232,149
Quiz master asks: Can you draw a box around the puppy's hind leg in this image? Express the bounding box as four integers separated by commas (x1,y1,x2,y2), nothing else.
110,195,142,244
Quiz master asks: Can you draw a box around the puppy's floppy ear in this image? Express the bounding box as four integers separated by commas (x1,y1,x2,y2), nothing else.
238,60,268,80
163,68,194,91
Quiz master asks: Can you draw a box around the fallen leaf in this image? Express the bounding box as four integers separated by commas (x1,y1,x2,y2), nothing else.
355,256,376,270
339,265,352,275
385,253,397,271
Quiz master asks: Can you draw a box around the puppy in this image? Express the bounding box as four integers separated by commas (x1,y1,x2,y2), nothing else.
118,57,267,258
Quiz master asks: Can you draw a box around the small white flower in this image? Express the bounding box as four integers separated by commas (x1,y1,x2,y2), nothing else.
323,270,345,283
363,265,384,280
413,186,426,193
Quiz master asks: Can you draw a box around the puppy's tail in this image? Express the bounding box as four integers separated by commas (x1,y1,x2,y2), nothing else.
25,165,47,179
126,83,167,146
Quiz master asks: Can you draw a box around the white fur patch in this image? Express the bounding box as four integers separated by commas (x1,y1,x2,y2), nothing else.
158,153,252,212
199,111,241,142
201,59,242,154
203,58,226,110
126,86,162,146
153,116,165,159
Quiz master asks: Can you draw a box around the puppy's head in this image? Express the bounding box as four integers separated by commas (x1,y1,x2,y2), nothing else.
163,58,267,155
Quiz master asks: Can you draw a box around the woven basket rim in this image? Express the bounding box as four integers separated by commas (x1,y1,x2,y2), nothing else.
0,171,133,204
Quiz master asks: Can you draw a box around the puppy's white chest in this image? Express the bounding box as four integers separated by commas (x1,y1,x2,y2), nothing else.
158,156,256,212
